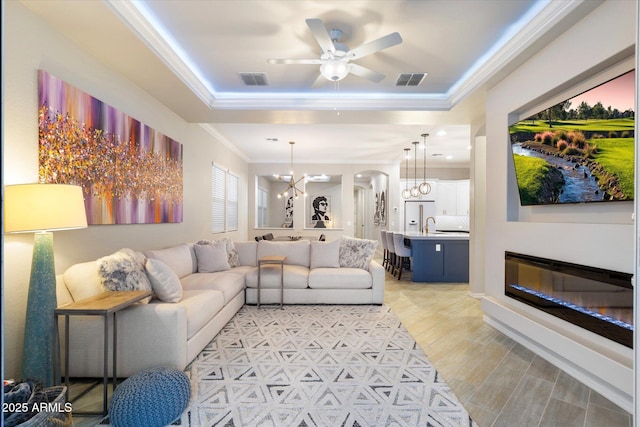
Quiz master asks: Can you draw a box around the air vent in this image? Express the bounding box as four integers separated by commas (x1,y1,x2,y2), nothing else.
238,73,268,86
395,73,427,87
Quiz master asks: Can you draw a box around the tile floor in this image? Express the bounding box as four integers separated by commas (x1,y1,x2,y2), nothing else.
384,269,632,427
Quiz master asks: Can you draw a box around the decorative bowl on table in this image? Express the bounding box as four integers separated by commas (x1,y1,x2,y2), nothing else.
288,236,301,241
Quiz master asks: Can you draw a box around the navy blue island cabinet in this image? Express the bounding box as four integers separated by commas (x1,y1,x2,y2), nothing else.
407,235,469,282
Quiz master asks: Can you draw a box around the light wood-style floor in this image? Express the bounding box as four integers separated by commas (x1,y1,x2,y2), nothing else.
70,266,633,427
384,269,632,427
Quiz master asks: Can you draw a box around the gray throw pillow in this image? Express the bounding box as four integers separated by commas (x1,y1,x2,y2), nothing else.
97,248,152,301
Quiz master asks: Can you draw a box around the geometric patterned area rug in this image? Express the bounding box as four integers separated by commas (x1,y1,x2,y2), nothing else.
180,304,477,427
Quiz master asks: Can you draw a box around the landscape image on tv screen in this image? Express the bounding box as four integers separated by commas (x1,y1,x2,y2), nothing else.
509,69,635,206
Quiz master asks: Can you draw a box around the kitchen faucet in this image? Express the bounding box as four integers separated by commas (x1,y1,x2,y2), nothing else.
424,216,436,234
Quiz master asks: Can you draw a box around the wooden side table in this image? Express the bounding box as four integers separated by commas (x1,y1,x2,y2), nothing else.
257,255,286,308
54,290,152,415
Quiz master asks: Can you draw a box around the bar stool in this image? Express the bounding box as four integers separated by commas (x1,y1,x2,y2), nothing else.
386,231,396,276
380,230,389,270
392,232,411,280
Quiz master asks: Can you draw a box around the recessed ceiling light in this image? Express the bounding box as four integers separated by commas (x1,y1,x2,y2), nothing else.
446,155,453,160
437,130,447,136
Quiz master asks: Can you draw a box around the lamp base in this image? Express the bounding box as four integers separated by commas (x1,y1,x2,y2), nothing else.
21,232,57,387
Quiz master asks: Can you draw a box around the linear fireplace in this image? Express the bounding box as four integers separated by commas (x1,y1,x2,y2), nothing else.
504,252,633,348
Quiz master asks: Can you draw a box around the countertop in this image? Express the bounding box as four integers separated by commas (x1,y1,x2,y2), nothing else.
404,231,470,240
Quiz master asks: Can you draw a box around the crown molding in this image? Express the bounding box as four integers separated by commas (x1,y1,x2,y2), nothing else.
199,124,251,162
106,0,590,113
106,0,215,107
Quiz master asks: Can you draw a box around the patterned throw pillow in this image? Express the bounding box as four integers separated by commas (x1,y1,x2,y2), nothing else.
339,236,379,270
97,248,152,301
197,238,240,267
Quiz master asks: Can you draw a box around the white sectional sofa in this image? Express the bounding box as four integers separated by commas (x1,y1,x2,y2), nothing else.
244,239,384,304
55,237,382,378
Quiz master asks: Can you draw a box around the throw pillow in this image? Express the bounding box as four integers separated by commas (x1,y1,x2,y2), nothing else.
97,248,153,301
145,258,182,303
222,237,240,267
339,236,379,270
310,239,340,269
197,238,240,268
194,244,231,273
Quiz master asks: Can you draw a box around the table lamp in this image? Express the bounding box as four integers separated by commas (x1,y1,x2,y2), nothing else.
4,183,87,386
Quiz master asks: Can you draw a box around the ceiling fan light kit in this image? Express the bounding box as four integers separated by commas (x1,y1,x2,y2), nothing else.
268,18,402,83
320,59,350,81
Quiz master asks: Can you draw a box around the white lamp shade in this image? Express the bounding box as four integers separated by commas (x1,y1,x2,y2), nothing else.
320,60,350,81
4,184,88,233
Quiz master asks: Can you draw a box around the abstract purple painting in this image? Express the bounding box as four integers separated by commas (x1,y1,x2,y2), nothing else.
38,70,183,224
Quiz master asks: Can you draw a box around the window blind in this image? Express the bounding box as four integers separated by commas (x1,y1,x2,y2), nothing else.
211,164,226,233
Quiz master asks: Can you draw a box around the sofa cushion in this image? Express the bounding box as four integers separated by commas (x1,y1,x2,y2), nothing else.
310,240,340,269
146,244,195,279
308,268,373,289
257,240,310,267
339,236,378,270
245,265,309,289
63,260,103,301
235,241,258,267
230,265,256,276
97,248,152,300
194,244,230,273
180,272,245,305
145,258,182,303
179,290,225,339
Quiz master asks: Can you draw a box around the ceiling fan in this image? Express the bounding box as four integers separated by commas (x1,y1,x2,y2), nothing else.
268,18,402,83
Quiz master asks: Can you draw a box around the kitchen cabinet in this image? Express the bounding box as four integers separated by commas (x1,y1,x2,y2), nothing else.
456,180,470,215
436,180,469,216
405,234,469,282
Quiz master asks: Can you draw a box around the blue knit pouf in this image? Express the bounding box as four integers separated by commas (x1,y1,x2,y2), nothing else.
109,367,190,427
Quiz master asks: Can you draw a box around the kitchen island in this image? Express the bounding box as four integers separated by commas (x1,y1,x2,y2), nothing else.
404,232,469,282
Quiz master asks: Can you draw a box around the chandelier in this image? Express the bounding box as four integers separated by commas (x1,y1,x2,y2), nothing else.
401,148,412,199
276,141,306,199
419,133,432,195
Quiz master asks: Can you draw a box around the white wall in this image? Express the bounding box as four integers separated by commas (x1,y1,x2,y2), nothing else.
482,0,636,410
2,2,249,379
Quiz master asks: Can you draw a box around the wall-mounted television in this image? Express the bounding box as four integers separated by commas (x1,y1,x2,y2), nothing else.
508,69,635,206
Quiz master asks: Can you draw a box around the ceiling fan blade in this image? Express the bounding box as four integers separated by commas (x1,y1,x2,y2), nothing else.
268,58,323,65
346,32,402,60
349,63,385,83
305,18,335,54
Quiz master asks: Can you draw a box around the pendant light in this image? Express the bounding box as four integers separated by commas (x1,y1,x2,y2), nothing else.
401,148,412,199
410,141,420,197
419,133,432,195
